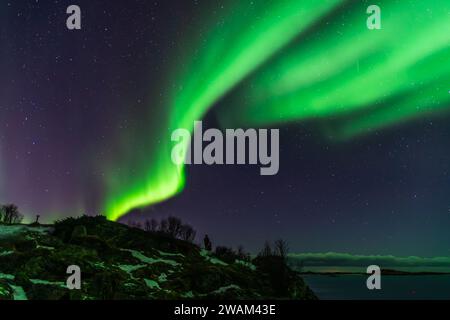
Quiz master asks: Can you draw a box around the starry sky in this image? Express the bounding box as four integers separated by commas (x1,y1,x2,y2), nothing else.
1,0,450,256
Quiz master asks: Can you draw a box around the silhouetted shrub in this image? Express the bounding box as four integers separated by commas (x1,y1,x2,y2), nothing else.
180,224,196,242
144,218,158,232
214,246,237,263
260,241,273,258
237,245,251,262
166,216,183,238
274,239,289,261
253,239,291,296
159,219,168,233
53,215,107,242
213,245,251,264
142,216,197,242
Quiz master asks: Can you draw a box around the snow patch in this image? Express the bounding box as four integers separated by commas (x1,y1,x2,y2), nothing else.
158,250,184,258
200,249,228,266
0,225,51,240
0,285,10,296
181,291,194,298
30,279,66,288
209,258,228,266
36,245,55,250
118,264,146,274
235,259,257,271
92,261,106,269
144,279,161,289
0,250,14,257
0,273,14,280
123,249,180,267
10,285,27,300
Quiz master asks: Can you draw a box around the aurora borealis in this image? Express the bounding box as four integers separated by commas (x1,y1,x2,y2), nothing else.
104,0,344,220
104,0,450,220
1,0,450,255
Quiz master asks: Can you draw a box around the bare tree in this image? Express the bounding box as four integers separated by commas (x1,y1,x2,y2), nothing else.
144,218,159,232
0,204,23,225
166,216,183,238
260,241,272,257
237,245,250,261
144,219,152,232
159,219,168,233
150,218,158,232
180,224,196,242
141,216,198,242
274,239,289,260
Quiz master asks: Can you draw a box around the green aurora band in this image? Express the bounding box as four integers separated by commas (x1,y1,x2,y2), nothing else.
104,0,450,220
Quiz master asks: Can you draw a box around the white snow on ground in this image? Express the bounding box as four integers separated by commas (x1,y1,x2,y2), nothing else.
211,284,241,295
200,249,228,266
10,285,27,300
30,279,66,288
118,264,146,274
0,274,28,300
209,257,228,266
0,250,13,257
92,262,106,269
0,225,29,239
144,279,161,289
0,225,51,239
181,291,194,298
0,274,65,299
119,250,181,292
158,250,184,258
200,249,209,257
36,245,55,250
122,249,180,267
235,260,257,271
0,273,14,280
0,284,10,296
117,250,182,287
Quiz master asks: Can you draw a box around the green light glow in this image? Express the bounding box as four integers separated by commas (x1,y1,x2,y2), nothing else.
219,0,450,129
104,0,342,220
104,0,450,220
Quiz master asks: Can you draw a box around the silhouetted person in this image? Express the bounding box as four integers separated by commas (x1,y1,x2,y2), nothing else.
204,234,212,251
35,215,40,224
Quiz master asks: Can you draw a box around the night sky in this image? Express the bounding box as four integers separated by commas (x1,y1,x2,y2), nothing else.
1,0,450,256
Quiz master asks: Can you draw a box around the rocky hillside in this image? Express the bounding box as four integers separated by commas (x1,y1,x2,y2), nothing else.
0,216,316,300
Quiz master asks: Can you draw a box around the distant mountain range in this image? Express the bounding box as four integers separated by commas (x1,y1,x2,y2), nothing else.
288,252,450,274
